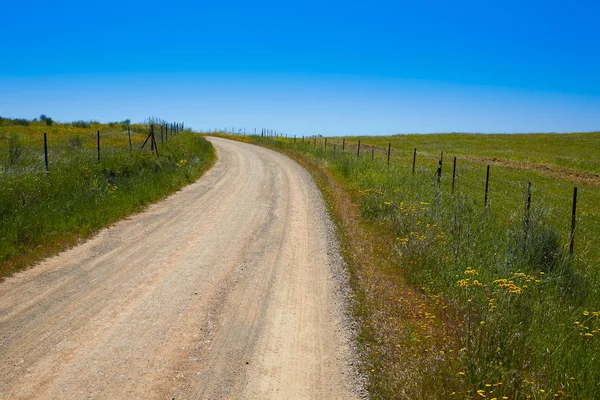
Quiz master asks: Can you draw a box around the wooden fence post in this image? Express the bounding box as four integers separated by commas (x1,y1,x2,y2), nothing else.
151,125,159,157
437,151,443,185
451,156,457,194
524,182,532,253
97,130,100,161
387,143,391,167
44,133,49,171
412,148,416,174
342,138,345,152
570,187,578,255
357,140,361,158
484,165,490,207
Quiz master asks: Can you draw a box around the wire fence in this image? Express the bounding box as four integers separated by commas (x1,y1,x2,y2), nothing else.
210,129,598,264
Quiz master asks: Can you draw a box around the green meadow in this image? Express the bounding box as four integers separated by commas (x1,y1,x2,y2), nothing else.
0,118,215,278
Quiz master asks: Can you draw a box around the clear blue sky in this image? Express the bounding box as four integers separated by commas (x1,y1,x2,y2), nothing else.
1,0,599,135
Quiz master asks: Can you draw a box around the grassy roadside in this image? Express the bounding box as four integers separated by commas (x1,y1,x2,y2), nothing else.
0,122,215,279
217,133,600,399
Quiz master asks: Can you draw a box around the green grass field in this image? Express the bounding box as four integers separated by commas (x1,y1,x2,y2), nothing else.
227,131,600,399
0,119,215,278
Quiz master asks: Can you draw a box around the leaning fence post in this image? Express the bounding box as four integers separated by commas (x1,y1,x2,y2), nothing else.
44,133,49,171
484,165,490,207
151,125,159,157
357,140,361,158
97,130,101,161
570,187,578,255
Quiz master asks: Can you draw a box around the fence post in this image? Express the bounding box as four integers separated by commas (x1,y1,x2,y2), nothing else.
97,130,101,161
357,140,361,158
314,137,316,150
342,138,345,152
151,125,159,157
412,148,416,174
128,126,133,156
150,125,155,152
160,125,164,145
484,165,490,207
387,143,391,167
524,182,532,253
44,133,49,171
371,148,374,160
437,151,443,185
570,187,578,255
451,156,457,194
325,138,327,149
294,135,296,144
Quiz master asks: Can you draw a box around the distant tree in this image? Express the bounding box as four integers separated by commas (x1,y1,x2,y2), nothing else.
39,114,54,126
13,118,30,126
120,119,131,130
71,120,91,128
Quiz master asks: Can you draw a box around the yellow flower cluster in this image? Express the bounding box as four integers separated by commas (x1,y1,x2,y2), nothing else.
574,311,600,338
396,237,409,245
458,278,485,288
493,279,524,294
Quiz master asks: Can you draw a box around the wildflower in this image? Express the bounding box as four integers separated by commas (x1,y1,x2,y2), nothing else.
458,279,471,287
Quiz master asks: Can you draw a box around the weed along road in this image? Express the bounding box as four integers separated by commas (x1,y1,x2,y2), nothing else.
0,137,360,399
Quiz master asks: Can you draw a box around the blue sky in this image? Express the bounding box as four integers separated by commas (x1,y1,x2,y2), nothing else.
1,0,599,135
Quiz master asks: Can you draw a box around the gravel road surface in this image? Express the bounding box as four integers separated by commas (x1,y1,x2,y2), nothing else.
0,137,360,399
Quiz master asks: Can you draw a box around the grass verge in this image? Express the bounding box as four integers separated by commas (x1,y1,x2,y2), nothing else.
218,133,600,399
0,122,215,278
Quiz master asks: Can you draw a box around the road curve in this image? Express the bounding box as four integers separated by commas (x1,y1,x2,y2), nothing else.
0,137,359,399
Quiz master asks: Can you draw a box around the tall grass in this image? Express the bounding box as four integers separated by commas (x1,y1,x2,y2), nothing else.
230,133,600,399
0,121,215,278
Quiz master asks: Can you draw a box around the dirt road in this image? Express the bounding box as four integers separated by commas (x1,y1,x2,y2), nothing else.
0,137,360,399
